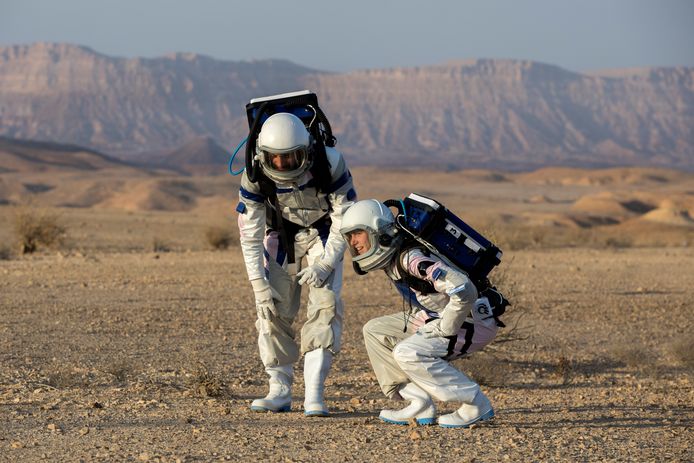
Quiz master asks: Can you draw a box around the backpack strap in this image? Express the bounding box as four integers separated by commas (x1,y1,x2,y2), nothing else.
395,245,437,295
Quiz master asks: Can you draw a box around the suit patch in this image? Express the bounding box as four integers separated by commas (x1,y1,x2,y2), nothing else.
236,202,247,214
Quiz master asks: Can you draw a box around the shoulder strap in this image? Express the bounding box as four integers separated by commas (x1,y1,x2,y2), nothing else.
395,245,437,295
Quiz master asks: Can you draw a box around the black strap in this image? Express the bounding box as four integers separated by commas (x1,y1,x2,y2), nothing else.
457,321,475,357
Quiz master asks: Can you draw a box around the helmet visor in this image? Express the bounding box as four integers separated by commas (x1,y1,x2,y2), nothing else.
261,148,307,173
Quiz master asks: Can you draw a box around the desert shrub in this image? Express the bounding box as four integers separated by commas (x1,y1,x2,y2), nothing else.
46,367,85,389
205,225,237,250
612,344,656,370
671,336,694,371
0,245,11,260
553,355,574,385
459,352,509,387
14,208,66,254
190,362,225,397
100,359,134,384
151,237,171,253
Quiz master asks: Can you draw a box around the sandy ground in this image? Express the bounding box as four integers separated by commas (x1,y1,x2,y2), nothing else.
1,245,692,462
1,167,693,461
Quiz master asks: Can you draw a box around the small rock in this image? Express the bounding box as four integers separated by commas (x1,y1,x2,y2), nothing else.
138,453,151,461
79,427,90,436
11,442,23,449
47,423,58,431
349,397,361,405
409,430,422,440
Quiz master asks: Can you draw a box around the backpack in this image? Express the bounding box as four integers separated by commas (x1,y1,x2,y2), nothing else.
385,193,509,326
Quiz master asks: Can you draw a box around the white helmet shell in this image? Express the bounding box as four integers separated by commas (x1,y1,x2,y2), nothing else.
256,112,312,182
340,199,400,272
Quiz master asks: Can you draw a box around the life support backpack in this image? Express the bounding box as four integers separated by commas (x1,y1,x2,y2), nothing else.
385,193,509,326
244,90,336,265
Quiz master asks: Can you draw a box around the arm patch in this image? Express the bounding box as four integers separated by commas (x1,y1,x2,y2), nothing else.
236,202,247,214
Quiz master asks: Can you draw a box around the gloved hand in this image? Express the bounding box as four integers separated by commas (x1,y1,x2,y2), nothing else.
417,319,445,338
297,262,333,287
250,278,277,320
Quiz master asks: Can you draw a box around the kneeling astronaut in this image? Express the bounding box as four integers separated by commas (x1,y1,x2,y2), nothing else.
340,199,500,428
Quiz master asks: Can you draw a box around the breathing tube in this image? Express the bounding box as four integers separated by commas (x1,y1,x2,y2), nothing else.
228,137,248,176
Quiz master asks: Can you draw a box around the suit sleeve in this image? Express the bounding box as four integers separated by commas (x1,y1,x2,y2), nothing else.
236,172,267,281
318,149,357,270
400,248,478,336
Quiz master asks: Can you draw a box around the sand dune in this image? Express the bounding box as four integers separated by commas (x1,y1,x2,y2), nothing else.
514,167,686,186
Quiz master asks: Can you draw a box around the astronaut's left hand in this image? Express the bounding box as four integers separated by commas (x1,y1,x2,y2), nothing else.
297,262,333,287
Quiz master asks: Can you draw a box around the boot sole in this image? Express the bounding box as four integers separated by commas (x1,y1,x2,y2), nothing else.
380,416,437,426
250,404,291,413
304,410,330,417
439,409,495,428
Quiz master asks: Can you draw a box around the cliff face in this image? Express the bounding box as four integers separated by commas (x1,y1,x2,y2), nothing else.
0,43,318,154
1,43,692,169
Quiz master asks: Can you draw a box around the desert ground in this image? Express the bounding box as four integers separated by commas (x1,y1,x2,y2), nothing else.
1,165,693,462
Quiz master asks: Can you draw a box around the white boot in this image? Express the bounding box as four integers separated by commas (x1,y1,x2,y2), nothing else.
438,390,494,428
303,348,332,417
379,382,436,426
250,365,293,413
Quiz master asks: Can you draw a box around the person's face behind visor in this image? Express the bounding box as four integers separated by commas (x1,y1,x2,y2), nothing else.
347,229,371,256
266,149,303,171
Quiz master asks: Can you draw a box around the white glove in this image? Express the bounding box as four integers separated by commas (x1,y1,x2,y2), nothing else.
417,319,445,338
297,262,333,288
250,278,277,320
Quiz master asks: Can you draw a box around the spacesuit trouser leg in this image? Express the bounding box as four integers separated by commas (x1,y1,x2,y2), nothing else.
298,234,344,415
256,256,302,367
363,312,414,399
392,332,480,404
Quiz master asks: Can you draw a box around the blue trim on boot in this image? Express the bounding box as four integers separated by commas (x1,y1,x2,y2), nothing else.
380,416,437,426
250,404,291,413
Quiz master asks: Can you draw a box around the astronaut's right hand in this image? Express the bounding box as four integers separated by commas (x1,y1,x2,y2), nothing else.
250,278,277,320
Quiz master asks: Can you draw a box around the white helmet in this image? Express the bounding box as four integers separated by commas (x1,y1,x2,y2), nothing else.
256,112,312,182
340,199,401,272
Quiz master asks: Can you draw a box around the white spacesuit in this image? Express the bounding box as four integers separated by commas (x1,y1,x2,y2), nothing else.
340,199,499,428
236,112,356,416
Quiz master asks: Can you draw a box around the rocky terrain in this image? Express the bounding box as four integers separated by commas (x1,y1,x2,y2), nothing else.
0,160,692,461
1,43,693,169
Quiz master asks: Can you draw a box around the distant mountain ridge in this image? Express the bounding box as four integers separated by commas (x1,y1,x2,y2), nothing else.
1,42,692,170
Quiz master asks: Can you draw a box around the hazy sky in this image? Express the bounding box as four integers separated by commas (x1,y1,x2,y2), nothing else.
2,0,692,72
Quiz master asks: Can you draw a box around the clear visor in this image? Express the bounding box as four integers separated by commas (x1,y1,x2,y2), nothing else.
262,148,307,173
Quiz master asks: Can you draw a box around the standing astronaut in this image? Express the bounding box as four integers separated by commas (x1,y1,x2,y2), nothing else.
236,111,356,416
340,199,504,428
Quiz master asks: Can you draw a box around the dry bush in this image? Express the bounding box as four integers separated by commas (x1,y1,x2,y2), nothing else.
0,245,11,260
485,257,532,347
151,237,171,253
190,362,225,397
205,225,237,250
458,352,509,387
670,336,694,371
46,367,85,389
14,207,66,254
100,359,134,384
612,344,657,370
553,355,574,385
